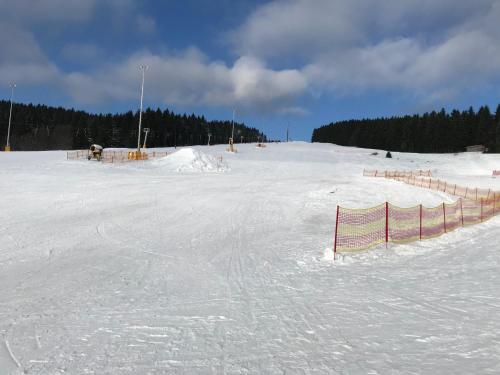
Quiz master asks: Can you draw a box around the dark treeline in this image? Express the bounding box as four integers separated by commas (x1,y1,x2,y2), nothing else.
312,105,500,153
0,100,266,151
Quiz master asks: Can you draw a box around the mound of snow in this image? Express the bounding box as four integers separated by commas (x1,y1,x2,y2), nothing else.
153,148,229,172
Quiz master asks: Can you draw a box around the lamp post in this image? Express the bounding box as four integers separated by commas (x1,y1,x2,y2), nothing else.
5,83,16,152
137,65,148,153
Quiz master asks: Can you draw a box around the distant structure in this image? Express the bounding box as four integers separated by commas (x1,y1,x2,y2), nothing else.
466,145,487,153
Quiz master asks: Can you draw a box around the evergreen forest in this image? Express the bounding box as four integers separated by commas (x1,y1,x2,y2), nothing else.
0,100,266,151
312,105,500,153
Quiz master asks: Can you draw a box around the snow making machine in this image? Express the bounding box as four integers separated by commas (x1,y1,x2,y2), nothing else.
88,144,103,161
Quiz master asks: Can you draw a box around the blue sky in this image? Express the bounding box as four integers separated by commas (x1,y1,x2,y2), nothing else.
1,0,500,141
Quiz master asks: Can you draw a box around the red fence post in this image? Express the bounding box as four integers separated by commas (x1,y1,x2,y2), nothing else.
334,205,339,260
419,204,423,240
443,202,447,233
385,202,389,248
460,198,464,227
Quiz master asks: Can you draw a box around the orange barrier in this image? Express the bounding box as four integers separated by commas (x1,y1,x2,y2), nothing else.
333,170,500,256
388,175,497,202
363,169,432,178
66,150,168,163
334,197,499,255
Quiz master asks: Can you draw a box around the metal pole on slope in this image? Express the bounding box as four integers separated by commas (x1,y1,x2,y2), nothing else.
5,83,16,152
137,65,148,153
334,205,339,261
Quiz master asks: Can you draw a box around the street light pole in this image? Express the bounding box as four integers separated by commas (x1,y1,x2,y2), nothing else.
137,65,148,153
5,83,16,152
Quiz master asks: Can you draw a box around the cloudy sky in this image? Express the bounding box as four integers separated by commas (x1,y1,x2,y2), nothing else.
1,0,500,140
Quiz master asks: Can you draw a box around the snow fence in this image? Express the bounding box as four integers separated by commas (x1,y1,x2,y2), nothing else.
333,170,500,254
67,150,168,163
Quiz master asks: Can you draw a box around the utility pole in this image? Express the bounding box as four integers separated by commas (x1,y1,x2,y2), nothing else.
5,83,16,152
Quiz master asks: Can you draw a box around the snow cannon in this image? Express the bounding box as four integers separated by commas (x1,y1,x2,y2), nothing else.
88,144,103,160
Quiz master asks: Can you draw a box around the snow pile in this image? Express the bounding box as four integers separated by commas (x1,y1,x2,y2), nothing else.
152,147,229,172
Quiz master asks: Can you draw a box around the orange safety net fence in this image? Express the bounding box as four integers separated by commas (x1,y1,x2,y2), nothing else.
387,174,497,202
67,150,168,163
334,196,500,254
334,170,500,255
363,169,432,178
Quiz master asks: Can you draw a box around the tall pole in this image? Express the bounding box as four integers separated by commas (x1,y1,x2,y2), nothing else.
6,83,16,151
137,65,148,153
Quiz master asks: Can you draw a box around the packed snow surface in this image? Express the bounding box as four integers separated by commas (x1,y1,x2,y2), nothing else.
151,147,229,172
1,143,500,374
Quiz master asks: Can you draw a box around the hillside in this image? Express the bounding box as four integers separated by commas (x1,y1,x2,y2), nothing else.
1,143,500,373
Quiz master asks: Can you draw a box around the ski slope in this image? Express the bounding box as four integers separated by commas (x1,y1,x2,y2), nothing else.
1,142,500,374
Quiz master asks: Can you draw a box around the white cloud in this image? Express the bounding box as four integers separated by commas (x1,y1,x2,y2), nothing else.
230,0,500,104
62,50,308,113
2,0,500,114
0,23,58,86
60,43,104,63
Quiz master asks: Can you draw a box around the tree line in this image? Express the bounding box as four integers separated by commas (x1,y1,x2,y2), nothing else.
312,105,500,153
0,100,266,151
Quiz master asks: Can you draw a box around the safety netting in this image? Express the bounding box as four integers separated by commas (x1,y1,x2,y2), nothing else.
363,169,432,178
376,171,498,202
334,196,500,254
335,169,500,254
335,204,386,252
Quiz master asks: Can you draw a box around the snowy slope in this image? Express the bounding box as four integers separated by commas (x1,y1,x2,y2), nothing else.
1,143,500,374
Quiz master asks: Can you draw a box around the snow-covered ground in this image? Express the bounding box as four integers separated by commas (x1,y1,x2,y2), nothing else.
1,142,500,374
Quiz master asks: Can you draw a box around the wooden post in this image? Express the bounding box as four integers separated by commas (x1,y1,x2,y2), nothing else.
480,199,483,222
460,198,464,227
